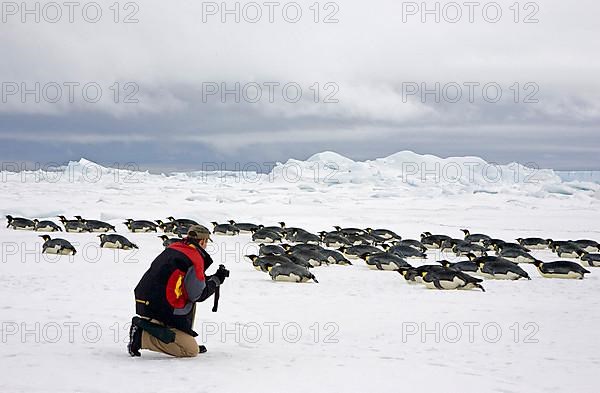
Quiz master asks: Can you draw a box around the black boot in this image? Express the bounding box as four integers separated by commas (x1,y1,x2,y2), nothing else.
127,317,143,357
199,345,207,354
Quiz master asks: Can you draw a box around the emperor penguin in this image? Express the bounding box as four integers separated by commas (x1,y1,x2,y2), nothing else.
98,234,138,250
421,270,485,292
39,235,77,255
532,260,590,279
6,215,36,230
268,263,319,283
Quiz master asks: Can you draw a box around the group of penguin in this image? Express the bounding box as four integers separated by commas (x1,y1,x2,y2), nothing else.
6,215,598,291
237,223,598,290
7,215,142,255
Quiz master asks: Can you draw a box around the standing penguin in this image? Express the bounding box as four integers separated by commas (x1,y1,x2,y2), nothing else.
6,215,35,230
39,235,77,255
532,260,590,279
98,234,138,250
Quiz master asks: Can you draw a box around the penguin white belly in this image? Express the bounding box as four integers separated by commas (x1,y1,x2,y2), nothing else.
101,241,121,249
257,237,276,243
581,260,599,267
380,264,398,271
43,246,61,254
481,271,521,280
406,255,426,260
558,251,579,258
89,228,109,233
582,246,599,253
15,226,34,230
506,255,534,263
539,271,583,279
526,244,547,250
423,244,438,249
36,226,55,232
308,259,321,267
274,273,302,282
59,248,75,255
423,277,463,289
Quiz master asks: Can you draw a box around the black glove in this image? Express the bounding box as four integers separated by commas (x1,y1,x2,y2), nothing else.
213,264,230,284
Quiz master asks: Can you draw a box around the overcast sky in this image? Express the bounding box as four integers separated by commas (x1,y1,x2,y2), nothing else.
1,0,599,170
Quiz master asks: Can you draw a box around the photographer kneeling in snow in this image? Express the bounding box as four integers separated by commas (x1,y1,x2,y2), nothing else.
127,225,229,357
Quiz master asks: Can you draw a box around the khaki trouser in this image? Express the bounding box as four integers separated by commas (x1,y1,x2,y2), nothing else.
141,319,199,358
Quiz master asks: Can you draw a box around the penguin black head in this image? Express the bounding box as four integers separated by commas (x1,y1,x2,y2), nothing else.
57,215,67,222
74,215,84,221
33,219,39,224
158,235,168,241
228,220,236,225
460,229,470,235
155,219,164,225
359,253,371,261
337,246,347,252
281,244,291,250
278,222,286,228
436,260,451,267
167,216,176,222
211,222,219,227
333,226,342,231
39,235,51,242
97,234,106,240
466,253,477,261
245,254,258,262
6,215,14,222
380,243,390,251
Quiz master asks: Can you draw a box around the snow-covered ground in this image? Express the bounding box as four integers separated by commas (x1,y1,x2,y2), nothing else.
1,152,599,393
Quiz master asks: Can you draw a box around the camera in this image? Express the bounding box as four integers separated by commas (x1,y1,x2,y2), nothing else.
217,264,230,278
